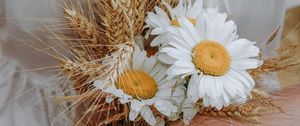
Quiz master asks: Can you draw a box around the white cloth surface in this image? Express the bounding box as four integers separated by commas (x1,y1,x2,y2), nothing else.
0,0,300,126
1,0,68,125
0,55,50,126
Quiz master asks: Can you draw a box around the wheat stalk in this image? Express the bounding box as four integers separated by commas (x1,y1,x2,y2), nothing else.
199,103,260,123
63,8,107,60
100,41,134,88
249,27,300,79
198,89,282,124
100,0,133,46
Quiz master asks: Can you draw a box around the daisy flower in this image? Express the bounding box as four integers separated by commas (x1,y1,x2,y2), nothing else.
93,45,184,125
160,8,263,110
145,0,203,46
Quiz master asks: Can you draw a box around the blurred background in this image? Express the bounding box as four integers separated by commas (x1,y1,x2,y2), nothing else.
279,5,300,88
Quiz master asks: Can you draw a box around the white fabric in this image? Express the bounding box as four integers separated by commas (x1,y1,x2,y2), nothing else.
0,0,300,125
287,0,300,8
0,0,68,125
0,55,50,126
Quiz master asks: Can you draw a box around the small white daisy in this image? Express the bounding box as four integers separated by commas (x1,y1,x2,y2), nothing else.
145,0,203,46
93,45,183,125
160,8,263,110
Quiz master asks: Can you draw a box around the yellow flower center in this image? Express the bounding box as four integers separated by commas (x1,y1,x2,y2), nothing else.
116,71,158,100
193,40,231,76
171,18,196,27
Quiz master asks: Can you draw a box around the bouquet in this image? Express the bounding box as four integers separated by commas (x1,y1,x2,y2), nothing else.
44,0,300,125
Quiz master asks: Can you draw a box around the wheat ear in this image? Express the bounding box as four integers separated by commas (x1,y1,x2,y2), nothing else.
63,8,107,60
198,89,282,124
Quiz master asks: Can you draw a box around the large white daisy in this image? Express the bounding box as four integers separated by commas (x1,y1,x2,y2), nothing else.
93,45,184,125
160,8,263,110
145,0,203,46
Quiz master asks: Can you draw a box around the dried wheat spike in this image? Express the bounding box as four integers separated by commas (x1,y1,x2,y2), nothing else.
249,26,300,78
249,54,300,79
59,59,103,93
101,0,133,46
131,0,148,36
199,103,260,124
198,89,282,124
64,8,107,59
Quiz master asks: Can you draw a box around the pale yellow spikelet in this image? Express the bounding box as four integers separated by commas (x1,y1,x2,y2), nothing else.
199,103,260,124
101,0,133,46
131,0,148,36
63,8,107,59
59,59,103,93
249,26,300,79
198,89,282,124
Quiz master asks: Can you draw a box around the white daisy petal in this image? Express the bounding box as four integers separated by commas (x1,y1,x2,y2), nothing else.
188,0,203,18
227,39,260,59
230,69,254,89
156,87,172,98
215,98,224,110
143,56,157,73
154,6,171,24
198,75,207,98
160,47,192,61
182,99,199,125
149,64,161,77
203,96,211,107
158,53,176,65
162,1,175,18
178,18,201,43
151,27,167,35
155,100,177,116
158,79,176,89
222,92,231,105
195,15,206,41
166,34,193,53
129,109,139,121
140,106,157,126
146,13,166,28
214,77,224,98
167,65,195,77
221,76,236,97
153,68,167,82
131,100,145,112
177,27,197,48
205,76,216,99
172,84,186,104
187,74,200,103
226,70,248,97
231,58,261,70
133,50,147,70
174,0,185,17
150,34,163,46
174,60,195,69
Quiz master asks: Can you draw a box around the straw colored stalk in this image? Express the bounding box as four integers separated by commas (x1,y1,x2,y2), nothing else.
249,26,300,79
99,0,133,47
63,8,107,60
59,59,102,94
198,89,282,124
57,90,130,126
249,45,300,79
199,103,260,123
